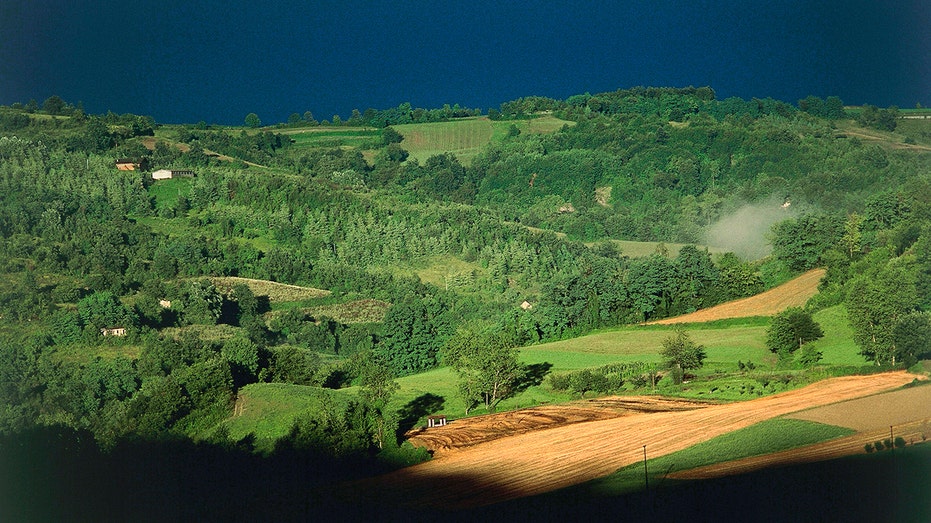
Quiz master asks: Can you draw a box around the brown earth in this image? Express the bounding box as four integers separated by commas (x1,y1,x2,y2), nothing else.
788,383,931,431
407,396,712,455
337,371,917,510
647,268,825,324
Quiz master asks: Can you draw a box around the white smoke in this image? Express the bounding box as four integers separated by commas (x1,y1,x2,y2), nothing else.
704,196,796,261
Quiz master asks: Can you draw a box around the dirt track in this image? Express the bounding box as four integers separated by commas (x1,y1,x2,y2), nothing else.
340,371,917,510
647,268,825,324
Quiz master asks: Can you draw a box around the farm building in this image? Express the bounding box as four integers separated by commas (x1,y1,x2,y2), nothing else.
100,327,127,337
115,159,138,171
427,415,448,428
152,169,196,180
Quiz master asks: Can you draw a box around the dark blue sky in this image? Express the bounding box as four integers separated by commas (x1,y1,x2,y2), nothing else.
2,1,928,125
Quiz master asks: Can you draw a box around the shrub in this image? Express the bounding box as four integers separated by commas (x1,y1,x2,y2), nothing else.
894,436,906,449
864,443,874,453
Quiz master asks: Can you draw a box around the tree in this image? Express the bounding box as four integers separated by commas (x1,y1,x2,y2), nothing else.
181,280,223,325
377,298,450,376
891,311,931,366
76,291,135,331
444,328,527,414
244,113,261,128
222,336,260,387
381,127,403,145
42,95,67,115
356,354,400,449
847,262,919,365
766,307,824,358
660,329,706,384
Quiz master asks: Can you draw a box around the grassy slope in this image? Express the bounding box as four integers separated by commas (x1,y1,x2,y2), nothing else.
396,115,572,165
221,383,352,449
220,303,868,438
542,418,855,498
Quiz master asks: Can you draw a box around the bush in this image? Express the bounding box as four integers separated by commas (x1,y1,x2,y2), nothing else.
894,436,906,449
864,443,874,453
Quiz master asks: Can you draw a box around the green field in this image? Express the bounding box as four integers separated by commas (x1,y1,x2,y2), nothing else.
395,115,572,165
284,127,381,149
222,382,353,448
564,418,855,497
221,305,870,435
523,323,770,364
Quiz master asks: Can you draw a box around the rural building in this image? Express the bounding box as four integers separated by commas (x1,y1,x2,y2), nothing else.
100,327,127,337
159,300,172,308
427,415,448,428
520,301,533,310
115,159,138,171
152,169,196,180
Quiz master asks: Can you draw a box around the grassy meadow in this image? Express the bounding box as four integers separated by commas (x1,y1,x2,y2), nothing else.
395,115,572,165
221,304,871,439
561,418,855,497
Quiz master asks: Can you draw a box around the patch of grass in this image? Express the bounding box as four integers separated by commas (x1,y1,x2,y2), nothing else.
221,383,352,449
581,418,855,496
146,176,194,210
808,305,867,365
388,255,485,291
306,299,391,324
209,276,330,303
383,367,576,425
160,324,244,343
395,116,572,165
286,127,380,149
523,325,769,365
52,343,142,364
520,350,659,370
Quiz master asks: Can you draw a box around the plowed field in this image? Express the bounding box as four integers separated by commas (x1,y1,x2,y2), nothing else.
340,371,916,510
647,268,825,324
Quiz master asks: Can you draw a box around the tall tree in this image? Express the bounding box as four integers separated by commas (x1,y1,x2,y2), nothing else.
444,329,526,414
766,307,824,358
244,113,261,128
660,328,706,384
847,261,919,365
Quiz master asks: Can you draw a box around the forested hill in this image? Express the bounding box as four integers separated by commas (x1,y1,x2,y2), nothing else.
2,88,931,514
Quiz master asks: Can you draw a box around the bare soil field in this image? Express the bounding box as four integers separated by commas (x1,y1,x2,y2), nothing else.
647,268,825,324
407,396,712,454
341,371,916,510
788,383,931,431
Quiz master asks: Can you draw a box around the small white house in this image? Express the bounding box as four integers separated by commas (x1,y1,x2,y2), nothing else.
151,169,195,180
101,327,127,337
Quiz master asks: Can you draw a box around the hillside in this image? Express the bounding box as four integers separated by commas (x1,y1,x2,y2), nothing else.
3,90,931,520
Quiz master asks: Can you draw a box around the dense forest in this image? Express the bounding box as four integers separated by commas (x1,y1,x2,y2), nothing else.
2,88,930,519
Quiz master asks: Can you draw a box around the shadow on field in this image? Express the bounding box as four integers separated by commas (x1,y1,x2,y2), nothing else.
396,393,445,438
4,425,929,522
